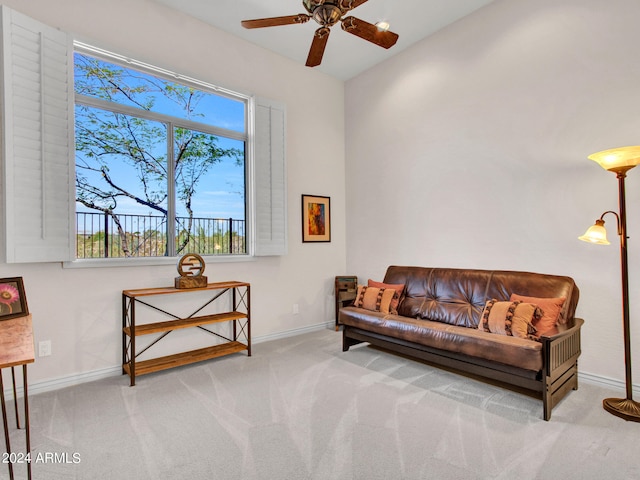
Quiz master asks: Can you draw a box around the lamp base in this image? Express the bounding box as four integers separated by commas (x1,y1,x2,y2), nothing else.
603,397,640,422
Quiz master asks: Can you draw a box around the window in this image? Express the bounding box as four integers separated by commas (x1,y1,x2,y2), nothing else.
1,6,286,264
74,49,248,258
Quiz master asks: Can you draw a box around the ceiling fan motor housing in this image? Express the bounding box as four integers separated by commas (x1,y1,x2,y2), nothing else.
303,1,353,26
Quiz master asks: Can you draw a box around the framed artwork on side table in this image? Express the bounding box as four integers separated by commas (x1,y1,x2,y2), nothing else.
0,277,28,320
302,194,331,242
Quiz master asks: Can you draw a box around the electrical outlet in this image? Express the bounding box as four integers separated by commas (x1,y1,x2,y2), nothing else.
38,340,52,357
292,303,299,314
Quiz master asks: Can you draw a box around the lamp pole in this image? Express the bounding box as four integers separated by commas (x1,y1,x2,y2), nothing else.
602,168,640,420
580,146,640,421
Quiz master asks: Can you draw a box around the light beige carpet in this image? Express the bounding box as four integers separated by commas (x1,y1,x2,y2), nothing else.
3,328,639,479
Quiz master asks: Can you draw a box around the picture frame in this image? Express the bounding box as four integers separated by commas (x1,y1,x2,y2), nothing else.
0,277,28,321
302,194,331,242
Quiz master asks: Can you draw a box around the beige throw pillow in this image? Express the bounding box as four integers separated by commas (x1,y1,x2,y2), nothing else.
367,279,405,313
479,299,540,340
354,285,398,314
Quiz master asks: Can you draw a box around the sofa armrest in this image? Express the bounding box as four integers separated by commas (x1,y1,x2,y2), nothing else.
539,317,584,341
540,317,583,381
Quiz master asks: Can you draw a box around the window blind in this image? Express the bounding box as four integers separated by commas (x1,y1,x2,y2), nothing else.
1,6,74,263
254,97,287,256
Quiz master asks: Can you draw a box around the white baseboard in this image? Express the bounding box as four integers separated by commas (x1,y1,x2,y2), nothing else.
5,365,123,399
252,320,335,344
4,321,335,398
579,371,640,397
7,323,637,401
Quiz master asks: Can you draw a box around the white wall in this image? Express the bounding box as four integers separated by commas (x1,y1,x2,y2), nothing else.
345,0,640,388
1,0,346,386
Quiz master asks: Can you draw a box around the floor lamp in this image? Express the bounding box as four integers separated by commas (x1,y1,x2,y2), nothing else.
579,145,640,422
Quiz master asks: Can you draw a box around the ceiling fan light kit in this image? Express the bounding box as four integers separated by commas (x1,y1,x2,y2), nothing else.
241,0,399,67
375,21,390,32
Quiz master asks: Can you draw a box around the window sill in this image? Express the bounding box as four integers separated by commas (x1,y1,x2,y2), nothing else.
63,254,256,269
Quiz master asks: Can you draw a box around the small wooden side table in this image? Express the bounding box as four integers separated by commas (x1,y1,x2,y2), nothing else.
0,314,35,480
334,276,358,330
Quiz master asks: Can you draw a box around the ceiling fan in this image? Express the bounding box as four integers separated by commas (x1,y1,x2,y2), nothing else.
241,0,399,67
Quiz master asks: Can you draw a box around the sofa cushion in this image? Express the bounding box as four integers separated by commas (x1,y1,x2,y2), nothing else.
479,300,539,339
339,306,543,372
393,269,489,328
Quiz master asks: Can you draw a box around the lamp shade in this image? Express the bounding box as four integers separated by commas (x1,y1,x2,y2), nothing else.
578,219,610,245
588,146,640,173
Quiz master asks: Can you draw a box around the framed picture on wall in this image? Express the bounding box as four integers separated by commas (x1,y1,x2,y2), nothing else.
0,277,29,321
302,194,331,242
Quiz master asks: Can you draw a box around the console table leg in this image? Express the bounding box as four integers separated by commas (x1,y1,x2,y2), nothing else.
23,365,31,480
0,373,15,480
11,367,20,429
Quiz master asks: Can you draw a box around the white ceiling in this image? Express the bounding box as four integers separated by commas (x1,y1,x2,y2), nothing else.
151,0,496,80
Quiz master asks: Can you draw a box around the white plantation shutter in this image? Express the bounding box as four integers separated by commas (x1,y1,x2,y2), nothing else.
0,6,74,263
254,97,287,256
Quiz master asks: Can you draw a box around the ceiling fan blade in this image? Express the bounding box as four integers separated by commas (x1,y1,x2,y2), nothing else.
340,16,399,49
241,14,310,29
306,27,331,67
339,0,369,11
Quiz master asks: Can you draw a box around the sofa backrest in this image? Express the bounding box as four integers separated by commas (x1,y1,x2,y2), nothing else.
383,266,579,328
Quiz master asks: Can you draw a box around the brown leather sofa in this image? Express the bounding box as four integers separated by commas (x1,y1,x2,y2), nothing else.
339,266,583,420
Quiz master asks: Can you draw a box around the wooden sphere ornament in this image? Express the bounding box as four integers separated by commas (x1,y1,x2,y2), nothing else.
175,253,208,289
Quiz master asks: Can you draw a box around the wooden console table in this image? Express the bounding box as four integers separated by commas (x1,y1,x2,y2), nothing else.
122,281,250,386
0,314,34,480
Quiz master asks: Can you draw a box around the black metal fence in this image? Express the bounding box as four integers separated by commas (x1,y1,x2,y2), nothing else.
76,212,246,258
